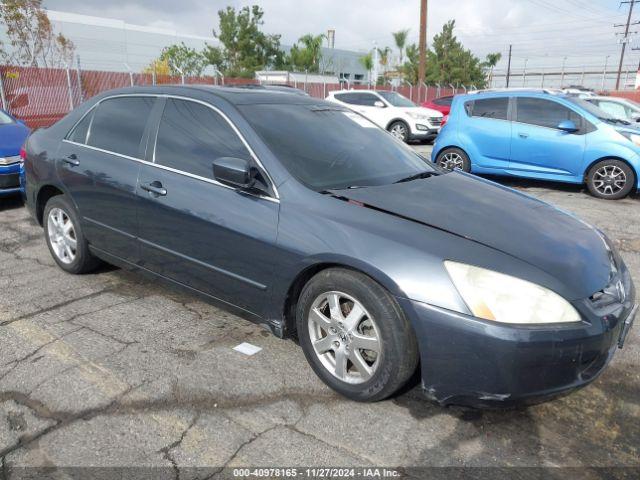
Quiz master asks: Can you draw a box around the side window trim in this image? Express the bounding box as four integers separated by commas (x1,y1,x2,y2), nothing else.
513,97,586,133
151,95,279,200
62,93,279,202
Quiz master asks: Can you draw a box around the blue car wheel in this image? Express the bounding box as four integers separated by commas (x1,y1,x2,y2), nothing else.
436,147,471,172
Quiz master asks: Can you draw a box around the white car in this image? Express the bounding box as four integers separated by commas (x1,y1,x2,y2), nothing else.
325,89,443,143
585,96,640,123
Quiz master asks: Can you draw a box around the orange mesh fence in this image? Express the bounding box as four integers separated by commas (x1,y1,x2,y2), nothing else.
0,65,461,129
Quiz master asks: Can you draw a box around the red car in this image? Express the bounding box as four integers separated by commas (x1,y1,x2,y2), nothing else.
421,95,454,116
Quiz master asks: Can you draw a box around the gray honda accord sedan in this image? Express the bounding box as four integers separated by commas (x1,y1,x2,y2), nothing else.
23,86,637,407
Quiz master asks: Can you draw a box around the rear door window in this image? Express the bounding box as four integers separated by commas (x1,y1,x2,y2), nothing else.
88,97,155,157
516,98,582,129
68,111,93,144
470,97,509,120
154,98,250,179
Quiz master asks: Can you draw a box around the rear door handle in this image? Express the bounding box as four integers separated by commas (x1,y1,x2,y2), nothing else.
140,181,167,196
62,154,79,166
518,132,529,139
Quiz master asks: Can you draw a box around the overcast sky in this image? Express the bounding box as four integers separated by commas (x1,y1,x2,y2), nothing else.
43,0,635,73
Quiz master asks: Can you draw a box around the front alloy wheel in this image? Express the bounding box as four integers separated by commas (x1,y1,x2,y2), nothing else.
388,121,409,142
296,268,418,402
586,159,635,200
308,291,382,384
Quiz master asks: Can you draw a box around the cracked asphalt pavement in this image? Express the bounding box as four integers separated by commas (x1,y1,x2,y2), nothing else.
0,144,639,477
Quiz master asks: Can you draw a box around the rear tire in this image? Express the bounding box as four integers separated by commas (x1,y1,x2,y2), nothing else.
296,268,418,402
43,195,101,274
436,147,471,172
586,159,635,200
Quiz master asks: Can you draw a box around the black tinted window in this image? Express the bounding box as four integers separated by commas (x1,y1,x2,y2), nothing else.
516,98,582,129
434,96,453,106
238,103,433,191
88,97,154,157
155,99,250,179
471,97,509,120
68,111,92,143
353,93,379,106
334,93,358,104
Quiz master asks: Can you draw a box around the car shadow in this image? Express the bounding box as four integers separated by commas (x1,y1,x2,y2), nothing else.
0,195,25,212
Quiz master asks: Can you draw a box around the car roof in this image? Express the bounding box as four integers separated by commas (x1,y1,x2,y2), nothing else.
459,89,571,101
329,89,382,95
90,84,322,106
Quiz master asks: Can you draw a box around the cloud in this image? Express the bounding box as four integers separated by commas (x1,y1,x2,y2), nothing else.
42,0,631,72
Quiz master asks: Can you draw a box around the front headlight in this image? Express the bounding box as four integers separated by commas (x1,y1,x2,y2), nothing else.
620,131,640,147
406,111,428,120
445,261,581,324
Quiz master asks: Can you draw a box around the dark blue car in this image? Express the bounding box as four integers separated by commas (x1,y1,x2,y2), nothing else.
0,109,30,197
23,86,637,407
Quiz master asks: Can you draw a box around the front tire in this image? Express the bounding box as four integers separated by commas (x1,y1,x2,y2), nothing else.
586,159,635,200
43,195,101,274
388,121,410,143
436,147,471,172
296,268,418,402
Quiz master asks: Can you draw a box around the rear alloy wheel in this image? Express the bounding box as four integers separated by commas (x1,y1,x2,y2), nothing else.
586,159,635,200
296,268,418,402
436,147,471,172
388,121,410,143
44,195,101,274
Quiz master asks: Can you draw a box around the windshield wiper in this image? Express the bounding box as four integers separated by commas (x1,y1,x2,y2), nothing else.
394,171,437,184
599,116,630,125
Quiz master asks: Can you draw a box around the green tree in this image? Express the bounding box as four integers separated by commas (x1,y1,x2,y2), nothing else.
401,43,419,84
203,5,285,78
159,43,206,76
404,20,487,88
377,46,392,70
392,29,409,66
288,33,325,73
359,52,374,85
0,0,75,67
482,52,502,86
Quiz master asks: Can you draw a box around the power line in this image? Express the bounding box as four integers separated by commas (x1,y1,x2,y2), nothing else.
616,0,636,89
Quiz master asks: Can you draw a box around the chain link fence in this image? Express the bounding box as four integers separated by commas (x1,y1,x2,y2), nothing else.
0,65,466,129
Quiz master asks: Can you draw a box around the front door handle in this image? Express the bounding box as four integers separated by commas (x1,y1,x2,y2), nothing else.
518,132,529,139
62,154,79,166
140,181,167,197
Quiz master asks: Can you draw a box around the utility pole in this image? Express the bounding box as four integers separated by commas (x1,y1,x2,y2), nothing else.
418,0,427,84
506,44,512,87
616,0,636,90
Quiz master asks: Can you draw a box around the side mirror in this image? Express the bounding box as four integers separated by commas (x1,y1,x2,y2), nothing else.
212,157,255,189
557,120,578,133
373,100,386,108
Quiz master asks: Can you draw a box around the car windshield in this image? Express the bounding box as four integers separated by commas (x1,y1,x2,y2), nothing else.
0,110,15,125
238,103,435,191
566,96,618,121
377,91,416,107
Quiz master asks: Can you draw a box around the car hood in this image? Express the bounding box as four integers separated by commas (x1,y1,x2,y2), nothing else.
331,172,611,300
0,122,30,156
404,106,442,117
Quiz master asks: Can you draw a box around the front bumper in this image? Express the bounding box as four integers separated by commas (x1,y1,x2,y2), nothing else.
398,266,636,408
409,127,440,141
0,162,24,197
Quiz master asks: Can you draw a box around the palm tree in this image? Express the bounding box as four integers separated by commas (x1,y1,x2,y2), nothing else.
483,52,502,86
392,29,410,66
359,53,374,86
377,46,392,73
298,33,326,71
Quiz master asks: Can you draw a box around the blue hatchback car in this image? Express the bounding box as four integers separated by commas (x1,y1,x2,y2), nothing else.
432,89,640,199
0,109,30,198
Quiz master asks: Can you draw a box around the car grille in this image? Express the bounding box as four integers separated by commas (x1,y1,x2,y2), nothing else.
430,117,442,126
0,173,20,189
